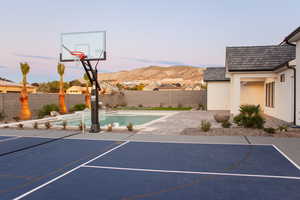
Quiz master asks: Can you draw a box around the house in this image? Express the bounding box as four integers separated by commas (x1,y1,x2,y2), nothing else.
0,79,37,93
66,86,91,94
204,26,300,126
156,84,184,91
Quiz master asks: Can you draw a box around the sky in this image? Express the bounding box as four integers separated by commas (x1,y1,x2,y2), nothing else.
0,0,299,83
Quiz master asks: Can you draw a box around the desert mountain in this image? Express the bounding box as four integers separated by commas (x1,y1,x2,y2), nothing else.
98,66,205,83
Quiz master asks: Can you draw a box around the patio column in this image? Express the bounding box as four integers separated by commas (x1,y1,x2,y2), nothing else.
230,75,241,116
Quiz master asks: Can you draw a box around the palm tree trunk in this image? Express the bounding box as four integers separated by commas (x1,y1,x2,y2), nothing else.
59,75,67,114
19,75,32,120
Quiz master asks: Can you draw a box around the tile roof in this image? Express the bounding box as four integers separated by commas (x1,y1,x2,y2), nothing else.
204,67,230,82
226,45,295,71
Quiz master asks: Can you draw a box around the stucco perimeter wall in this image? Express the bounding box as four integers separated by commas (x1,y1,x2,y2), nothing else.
207,81,230,110
296,41,300,126
123,90,206,108
0,93,85,119
0,91,206,119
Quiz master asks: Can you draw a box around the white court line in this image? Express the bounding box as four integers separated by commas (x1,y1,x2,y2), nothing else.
126,140,274,146
272,144,300,170
83,165,300,180
0,136,21,143
13,141,130,200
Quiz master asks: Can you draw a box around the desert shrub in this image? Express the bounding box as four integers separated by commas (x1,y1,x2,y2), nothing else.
33,122,38,129
70,104,86,112
197,104,205,110
214,114,230,123
177,103,183,108
138,104,143,108
4,121,9,128
17,123,24,129
62,121,67,130
127,123,133,131
38,104,59,118
222,120,232,128
200,120,211,132
44,122,51,129
13,116,20,122
233,105,265,129
0,112,5,121
278,125,288,132
120,103,127,107
107,124,113,132
264,127,276,134
79,122,85,131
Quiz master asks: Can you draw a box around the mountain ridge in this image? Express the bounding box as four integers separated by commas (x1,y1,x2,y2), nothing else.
98,65,205,83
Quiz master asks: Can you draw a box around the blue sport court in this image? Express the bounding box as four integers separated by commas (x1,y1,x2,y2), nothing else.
0,135,299,200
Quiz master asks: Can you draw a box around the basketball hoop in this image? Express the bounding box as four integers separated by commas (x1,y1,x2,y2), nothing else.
70,51,87,60
70,51,86,67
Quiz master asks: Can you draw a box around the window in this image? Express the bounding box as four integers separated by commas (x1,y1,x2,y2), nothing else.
280,74,285,82
266,82,275,108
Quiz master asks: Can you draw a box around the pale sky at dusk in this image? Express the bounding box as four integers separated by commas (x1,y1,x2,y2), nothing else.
0,0,299,83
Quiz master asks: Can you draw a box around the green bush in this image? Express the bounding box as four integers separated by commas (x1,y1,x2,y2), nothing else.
107,124,113,132
222,120,232,128
0,112,5,121
62,121,67,130
17,123,24,129
13,116,20,122
70,104,86,112
200,120,211,132
127,123,133,131
33,122,38,129
264,127,276,134
233,105,265,129
278,125,288,132
38,104,59,118
44,122,51,129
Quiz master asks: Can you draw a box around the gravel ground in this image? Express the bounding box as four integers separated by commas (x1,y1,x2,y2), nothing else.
181,127,300,138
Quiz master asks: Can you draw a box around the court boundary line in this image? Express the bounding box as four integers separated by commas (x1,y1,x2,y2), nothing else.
272,144,300,170
13,141,130,200
125,140,274,146
82,165,300,180
0,136,21,143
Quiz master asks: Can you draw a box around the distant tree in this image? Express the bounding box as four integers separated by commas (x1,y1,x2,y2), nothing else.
31,82,40,87
69,79,82,87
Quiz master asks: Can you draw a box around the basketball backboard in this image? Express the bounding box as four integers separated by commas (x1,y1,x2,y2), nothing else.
60,31,106,62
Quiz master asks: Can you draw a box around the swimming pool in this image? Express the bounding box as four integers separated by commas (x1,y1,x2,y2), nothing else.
59,113,163,127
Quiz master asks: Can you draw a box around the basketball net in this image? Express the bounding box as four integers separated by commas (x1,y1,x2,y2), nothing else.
70,51,87,67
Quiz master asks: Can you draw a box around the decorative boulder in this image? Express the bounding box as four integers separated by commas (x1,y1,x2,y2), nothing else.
214,114,230,123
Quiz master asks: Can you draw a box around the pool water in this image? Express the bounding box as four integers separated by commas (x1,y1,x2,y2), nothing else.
62,115,162,127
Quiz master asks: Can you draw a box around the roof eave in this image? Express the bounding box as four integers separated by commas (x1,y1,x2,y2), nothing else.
284,26,300,43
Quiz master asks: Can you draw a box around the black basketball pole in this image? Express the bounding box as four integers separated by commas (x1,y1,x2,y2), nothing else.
81,60,101,133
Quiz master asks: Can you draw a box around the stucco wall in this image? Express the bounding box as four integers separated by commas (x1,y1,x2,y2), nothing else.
264,69,294,123
207,81,230,110
0,91,206,119
240,82,265,110
296,41,300,126
123,90,207,108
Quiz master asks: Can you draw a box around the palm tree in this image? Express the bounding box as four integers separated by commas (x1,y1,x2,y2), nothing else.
57,63,67,113
83,73,91,109
19,62,32,120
